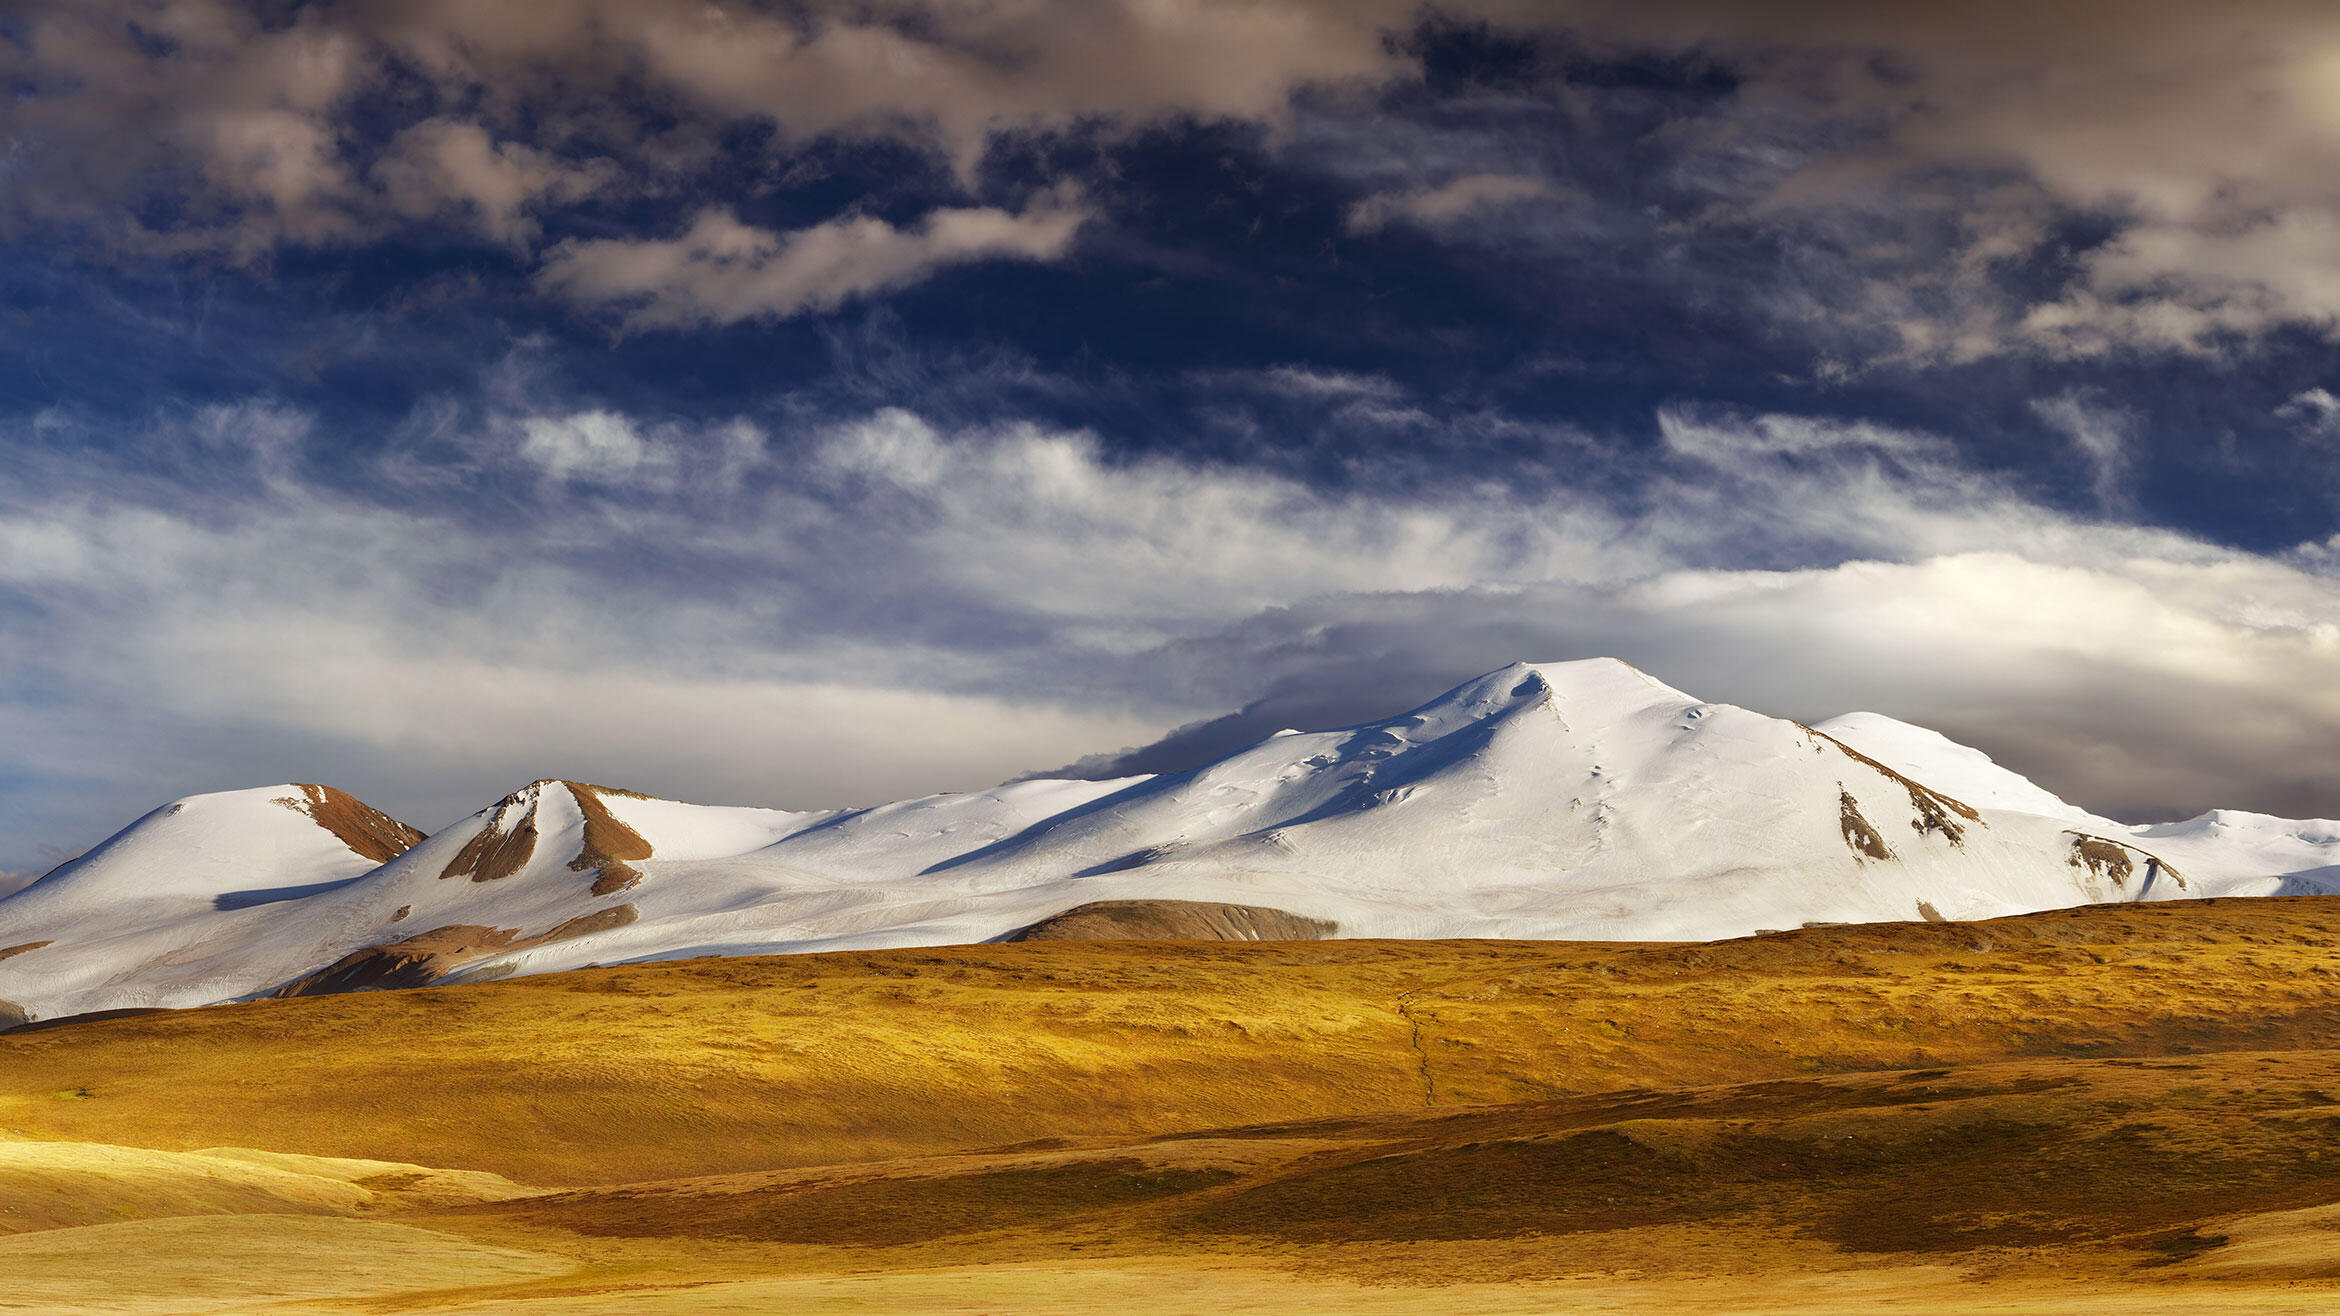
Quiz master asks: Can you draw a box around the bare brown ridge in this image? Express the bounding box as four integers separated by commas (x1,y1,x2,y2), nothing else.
0,941,54,965
1836,790,1894,861
2068,831,2187,893
436,780,659,888
1006,900,1337,942
1799,724,1982,845
563,782,654,896
273,904,640,997
438,787,545,883
274,784,425,864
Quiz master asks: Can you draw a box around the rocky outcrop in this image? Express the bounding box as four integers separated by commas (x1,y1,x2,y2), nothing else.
273,905,639,997
1006,900,1335,943
276,785,425,864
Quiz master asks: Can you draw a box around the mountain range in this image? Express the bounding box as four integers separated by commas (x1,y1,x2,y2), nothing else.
5,658,2336,1028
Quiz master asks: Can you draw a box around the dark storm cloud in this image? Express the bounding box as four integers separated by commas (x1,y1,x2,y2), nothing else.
15,1,2340,354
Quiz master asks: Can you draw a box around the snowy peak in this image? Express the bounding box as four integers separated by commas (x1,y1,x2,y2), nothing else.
2137,808,2340,843
2124,808,2340,892
1521,656,1696,705
432,779,597,886
0,784,427,1025
0,777,813,1022
3,785,420,908
1813,712,2090,821
420,779,796,894
1408,658,1690,733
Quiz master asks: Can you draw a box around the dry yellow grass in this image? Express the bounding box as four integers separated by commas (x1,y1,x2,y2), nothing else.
0,1134,536,1232
5,896,2340,1312
416,1047,2339,1272
321,1263,2340,1316
0,1215,573,1314
7,897,2340,1183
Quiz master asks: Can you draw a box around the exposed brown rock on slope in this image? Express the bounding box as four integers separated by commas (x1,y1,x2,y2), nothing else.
1802,724,1981,844
0,941,54,964
272,906,638,998
2067,831,2186,893
1006,900,1336,942
275,785,425,864
275,926,523,997
563,782,654,896
434,780,656,890
440,790,541,883
537,905,640,944
586,868,638,897
10,896,2340,1186
1836,790,1894,861
2071,833,2137,884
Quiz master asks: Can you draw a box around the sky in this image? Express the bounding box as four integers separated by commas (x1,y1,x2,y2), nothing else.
8,1,2340,878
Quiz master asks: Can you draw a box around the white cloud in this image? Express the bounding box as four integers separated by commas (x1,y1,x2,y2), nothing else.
374,118,612,246
196,107,362,244
2279,387,2340,435
535,199,1089,327
517,410,655,481
2029,394,2134,511
26,2,2340,360
3,0,1402,254
11,393,2340,870
1657,408,1940,462
1346,174,1556,232
1251,366,1409,401
802,409,1618,631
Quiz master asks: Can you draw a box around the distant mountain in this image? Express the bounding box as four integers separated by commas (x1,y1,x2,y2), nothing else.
5,659,2337,1026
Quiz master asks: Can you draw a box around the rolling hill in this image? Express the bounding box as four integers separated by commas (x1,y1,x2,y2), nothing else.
6,897,2340,1312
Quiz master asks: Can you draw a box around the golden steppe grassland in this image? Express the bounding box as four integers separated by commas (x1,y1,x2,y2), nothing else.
6,896,2340,1313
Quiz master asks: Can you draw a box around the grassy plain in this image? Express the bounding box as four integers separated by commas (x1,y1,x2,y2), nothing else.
4,895,2340,1311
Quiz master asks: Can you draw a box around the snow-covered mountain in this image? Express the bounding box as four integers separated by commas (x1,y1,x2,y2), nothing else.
5,659,2337,1026
0,785,424,1026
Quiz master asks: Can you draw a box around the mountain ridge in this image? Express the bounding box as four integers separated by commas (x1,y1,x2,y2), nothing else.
6,658,2338,1027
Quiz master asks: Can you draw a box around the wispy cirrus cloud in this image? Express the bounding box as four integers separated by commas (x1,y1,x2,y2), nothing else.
1346,174,1557,232
536,198,1089,327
